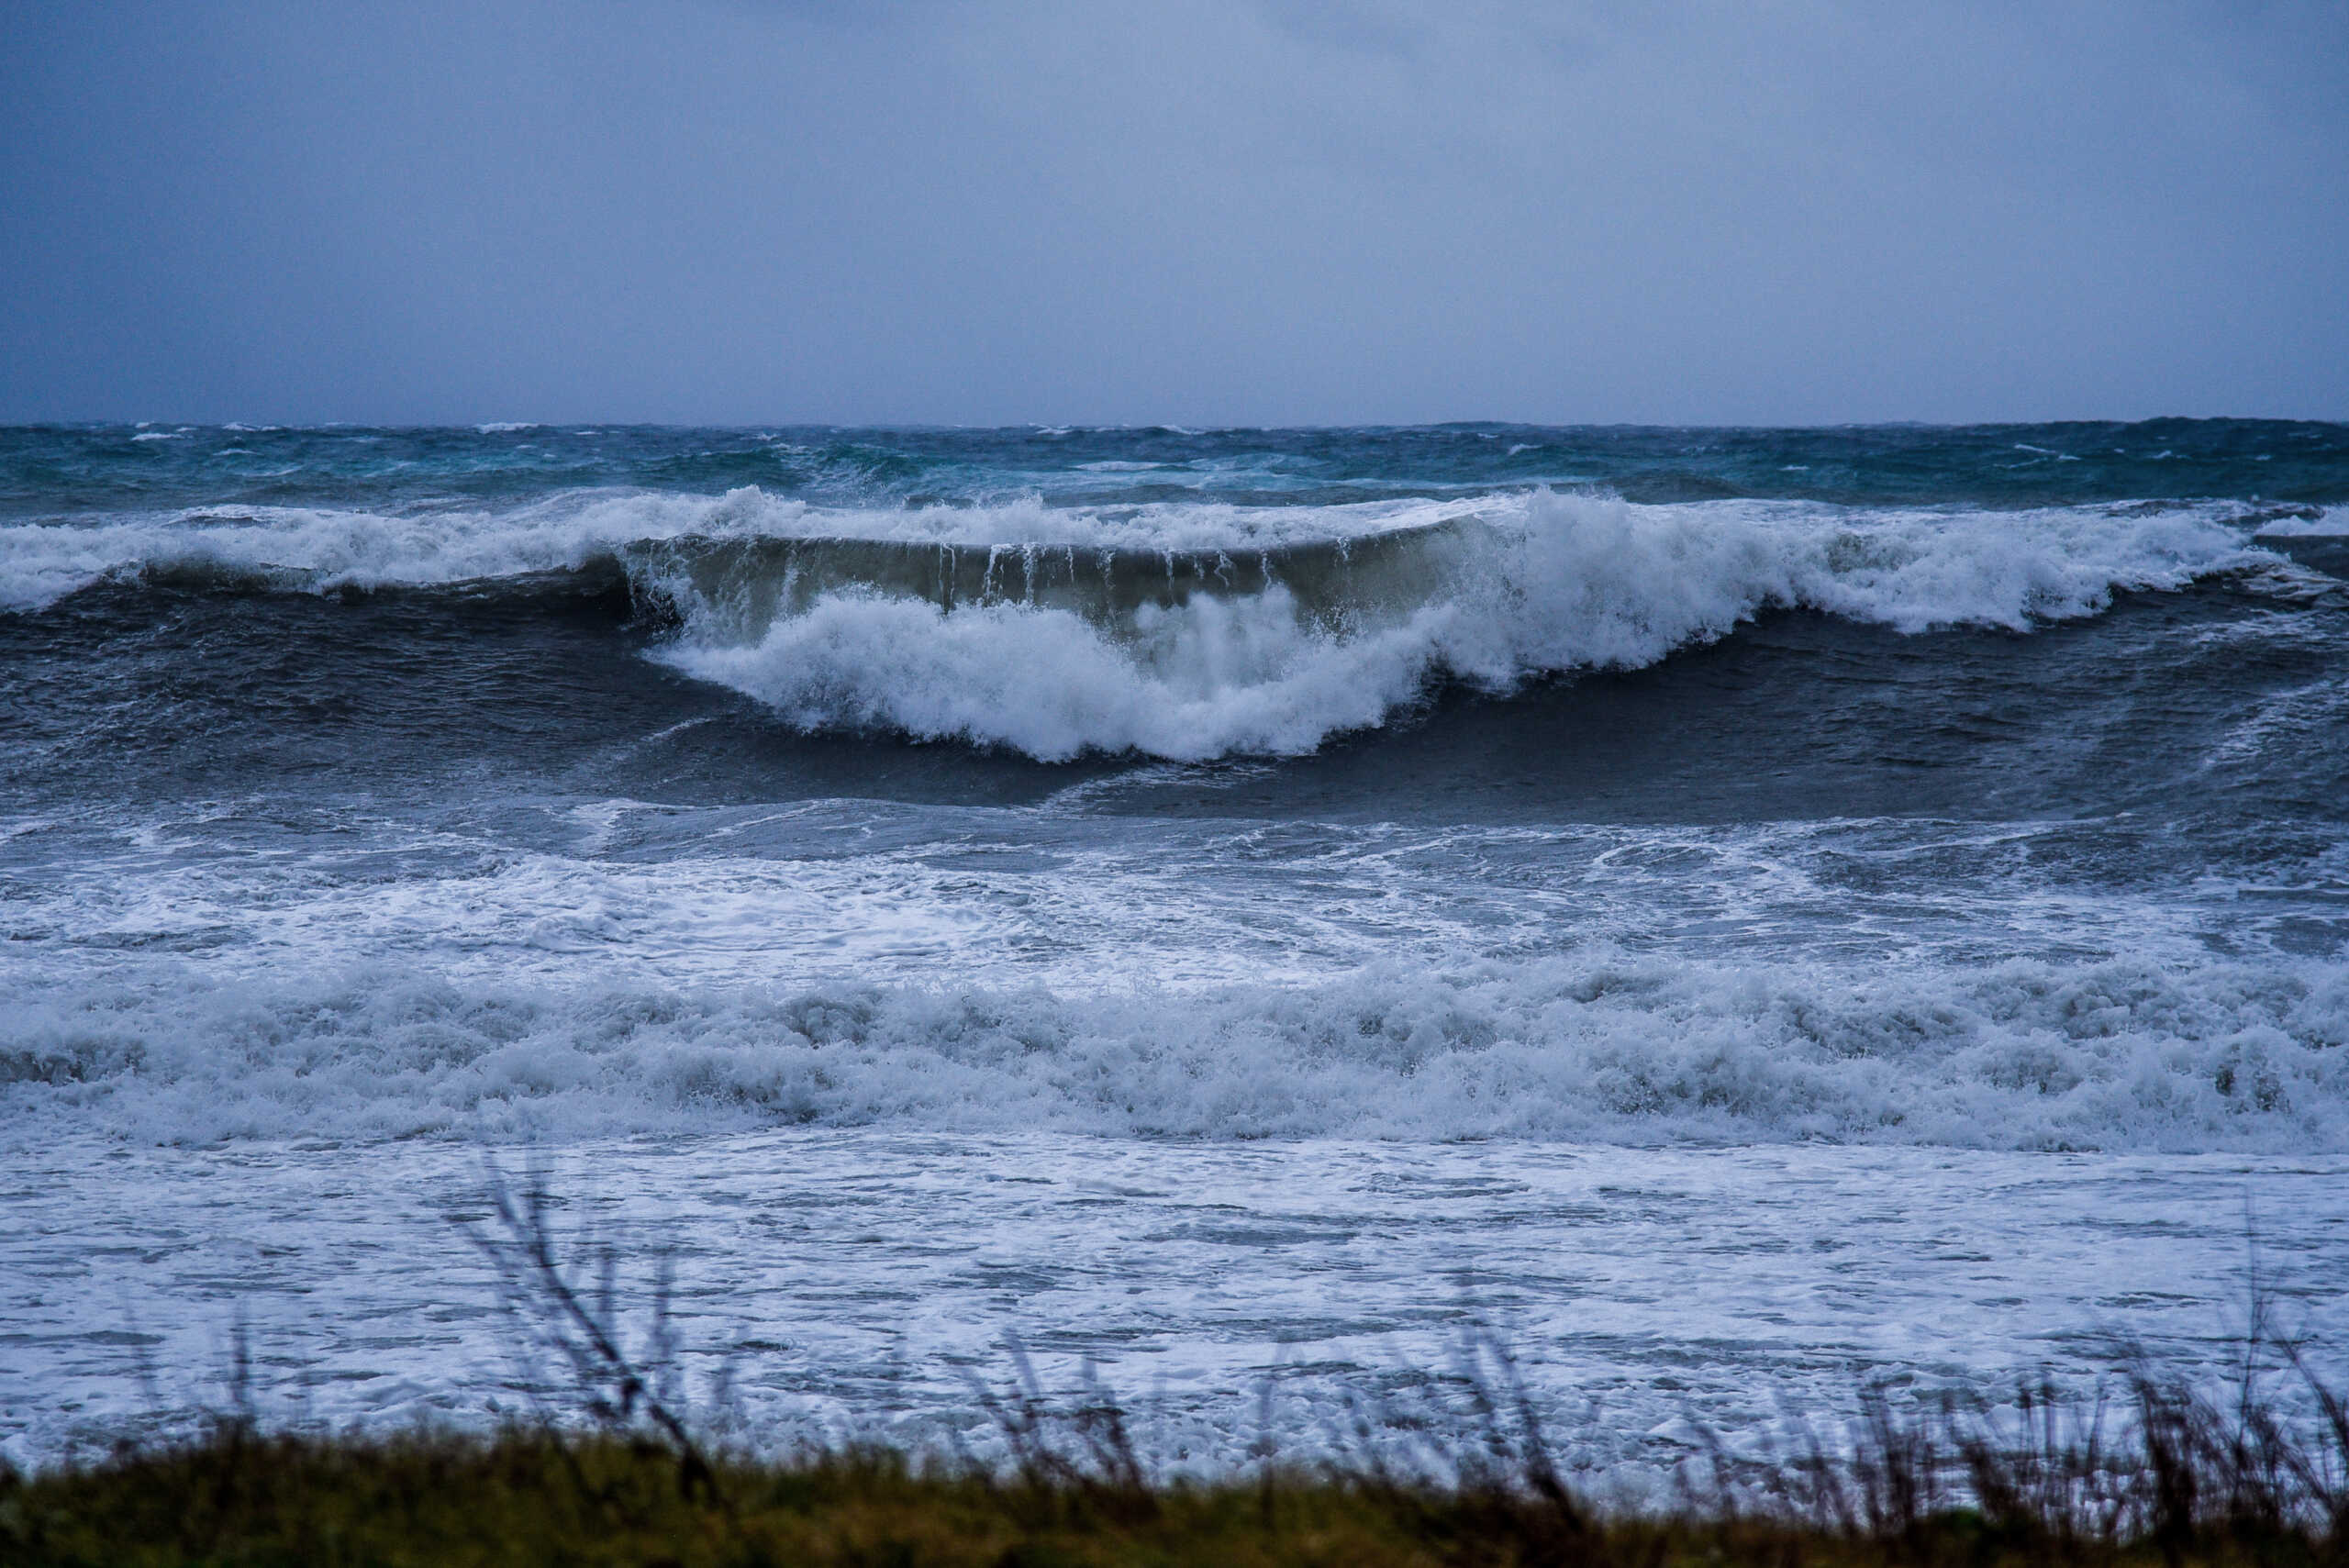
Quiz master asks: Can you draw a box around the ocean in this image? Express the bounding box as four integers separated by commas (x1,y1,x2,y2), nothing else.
4,419,2345,1477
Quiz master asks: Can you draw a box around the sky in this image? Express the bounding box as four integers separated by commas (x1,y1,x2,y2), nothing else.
3,0,2345,427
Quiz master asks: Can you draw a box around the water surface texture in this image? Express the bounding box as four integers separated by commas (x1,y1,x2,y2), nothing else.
4,422,2345,1466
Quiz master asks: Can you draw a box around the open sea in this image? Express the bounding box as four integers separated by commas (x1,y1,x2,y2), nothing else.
4,420,2346,1478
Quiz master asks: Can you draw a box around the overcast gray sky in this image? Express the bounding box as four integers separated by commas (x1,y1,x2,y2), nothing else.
3,0,2344,426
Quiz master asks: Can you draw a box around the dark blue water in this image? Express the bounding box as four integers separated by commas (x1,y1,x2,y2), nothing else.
5,418,2344,516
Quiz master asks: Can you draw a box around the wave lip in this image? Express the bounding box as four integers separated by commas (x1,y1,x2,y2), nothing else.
0,488,1482,612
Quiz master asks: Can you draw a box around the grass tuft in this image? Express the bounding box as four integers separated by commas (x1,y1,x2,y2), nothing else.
7,1345,2347,1568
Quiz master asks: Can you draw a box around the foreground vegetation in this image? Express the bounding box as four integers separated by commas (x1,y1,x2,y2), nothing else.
9,1172,2342,1566
8,1357,2347,1568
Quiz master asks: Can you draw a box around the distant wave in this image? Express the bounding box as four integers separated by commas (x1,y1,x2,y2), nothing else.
0,486,2304,759
6,943,2343,1151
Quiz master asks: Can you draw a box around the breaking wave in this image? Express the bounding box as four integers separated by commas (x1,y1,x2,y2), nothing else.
0,485,2298,760
647,492,2280,760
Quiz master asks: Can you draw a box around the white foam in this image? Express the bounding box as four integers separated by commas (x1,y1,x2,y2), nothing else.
6,939,2343,1151
662,588,1442,760
2256,513,2345,538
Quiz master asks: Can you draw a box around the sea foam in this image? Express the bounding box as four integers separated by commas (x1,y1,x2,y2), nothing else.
6,943,2344,1151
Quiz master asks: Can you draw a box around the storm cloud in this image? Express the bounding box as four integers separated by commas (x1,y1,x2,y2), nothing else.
3,0,2343,424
